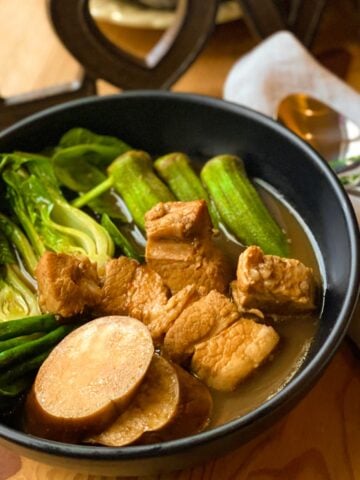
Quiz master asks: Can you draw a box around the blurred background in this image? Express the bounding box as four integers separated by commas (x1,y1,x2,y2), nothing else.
0,0,358,100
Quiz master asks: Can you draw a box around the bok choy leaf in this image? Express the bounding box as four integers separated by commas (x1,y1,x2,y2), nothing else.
52,127,132,221
0,153,114,266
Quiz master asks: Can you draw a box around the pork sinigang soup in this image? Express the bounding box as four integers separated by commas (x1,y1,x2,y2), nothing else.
0,128,322,445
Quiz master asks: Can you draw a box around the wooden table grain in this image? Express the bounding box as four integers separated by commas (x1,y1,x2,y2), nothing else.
0,0,360,479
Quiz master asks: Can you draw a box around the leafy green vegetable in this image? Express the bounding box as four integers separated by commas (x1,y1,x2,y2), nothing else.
53,150,127,221
0,265,40,321
51,127,134,223
1,153,114,265
59,127,131,152
329,154,360,173
0,230,40,321
73,151,175,231
0,213,38,276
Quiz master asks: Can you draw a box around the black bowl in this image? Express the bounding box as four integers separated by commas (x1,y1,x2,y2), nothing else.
0,91,358,476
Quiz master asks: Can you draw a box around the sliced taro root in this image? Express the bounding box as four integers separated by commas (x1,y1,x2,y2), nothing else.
24,316,154,443
87,354,180,447
141,364,213,443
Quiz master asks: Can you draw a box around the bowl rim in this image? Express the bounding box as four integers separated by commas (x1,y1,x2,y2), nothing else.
0,90,359,461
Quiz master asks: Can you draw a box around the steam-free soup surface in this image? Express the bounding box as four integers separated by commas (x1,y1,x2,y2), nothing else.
209,182,321,427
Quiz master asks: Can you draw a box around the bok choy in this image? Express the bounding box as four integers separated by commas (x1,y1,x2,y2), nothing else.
73,150,175,231
0,152,114,266
53,128,132,222
0,229,40,321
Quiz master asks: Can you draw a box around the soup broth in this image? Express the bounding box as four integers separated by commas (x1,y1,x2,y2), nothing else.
209,180,321,427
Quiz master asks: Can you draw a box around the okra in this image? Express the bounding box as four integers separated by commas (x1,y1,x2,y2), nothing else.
108,151,175,230
201,155,289,257
154,152,220,227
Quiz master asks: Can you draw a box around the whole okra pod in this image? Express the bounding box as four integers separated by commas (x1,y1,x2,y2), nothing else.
108,151,175,230
201,155,289,257
154,152,220,227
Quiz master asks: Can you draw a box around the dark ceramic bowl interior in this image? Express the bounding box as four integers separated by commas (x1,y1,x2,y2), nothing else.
0,91,358,476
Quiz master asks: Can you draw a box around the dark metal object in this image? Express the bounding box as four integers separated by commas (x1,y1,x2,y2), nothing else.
238,0,328,48
0,91,358,476
0,0,219,130
48,0,219,90
0,0,329,131
0,74,96,132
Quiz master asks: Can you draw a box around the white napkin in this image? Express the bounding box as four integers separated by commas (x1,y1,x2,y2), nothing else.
223,30,360,126
223,31,360,347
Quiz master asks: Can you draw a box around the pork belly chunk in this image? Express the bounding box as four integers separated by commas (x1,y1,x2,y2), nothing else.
98,257,167,318
191,319,279,391
145,200,232,295
126,264,169,321
232,245,317,315
98,256,139,316
163,290,240,364
98,256,199,343
35,251,101,317
147,284,199,343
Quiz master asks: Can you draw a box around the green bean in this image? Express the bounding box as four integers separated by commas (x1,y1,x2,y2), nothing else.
0,314,57,341
0,324,74,369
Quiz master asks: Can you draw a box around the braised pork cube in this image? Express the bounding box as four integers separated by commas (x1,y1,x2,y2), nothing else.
147,284,199,343
191,319,279,391
98,256,199,342
98,256,168,318
35,252,101,317
163,290,240,364
232,246,317,315
98,257,139,316
145,200,232,295
129,264,199,341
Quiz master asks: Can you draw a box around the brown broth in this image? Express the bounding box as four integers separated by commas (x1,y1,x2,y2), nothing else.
209,179,322,427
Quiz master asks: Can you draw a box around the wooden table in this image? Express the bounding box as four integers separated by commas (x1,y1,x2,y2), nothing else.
0,0,360,479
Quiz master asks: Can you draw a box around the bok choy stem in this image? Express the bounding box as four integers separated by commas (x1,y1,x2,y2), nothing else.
1,153,114,266
0,231,40,321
